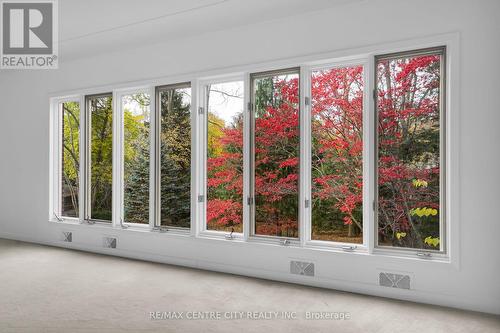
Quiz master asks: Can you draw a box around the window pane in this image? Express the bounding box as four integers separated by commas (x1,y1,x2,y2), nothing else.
61,101,80,218
88,95,113,221
311,66,364,243
159,85,191,228
206,81,244,233
123,94,150,224
376,50,443,250
252,70,299,237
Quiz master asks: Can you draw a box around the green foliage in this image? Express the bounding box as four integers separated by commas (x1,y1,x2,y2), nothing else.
207,113,225,157
123,94,150,224
89,96,113,220
61,101,80,217
159,88,191,228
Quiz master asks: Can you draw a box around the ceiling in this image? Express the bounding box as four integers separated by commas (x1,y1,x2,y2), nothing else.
57,0,361,61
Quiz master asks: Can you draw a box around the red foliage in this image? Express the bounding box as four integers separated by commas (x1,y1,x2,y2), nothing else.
205,55,440,244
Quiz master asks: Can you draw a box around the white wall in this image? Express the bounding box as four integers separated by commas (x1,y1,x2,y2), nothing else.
1,0,499,315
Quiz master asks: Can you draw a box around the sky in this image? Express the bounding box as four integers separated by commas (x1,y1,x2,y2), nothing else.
207,81,244,126
121,82,244,127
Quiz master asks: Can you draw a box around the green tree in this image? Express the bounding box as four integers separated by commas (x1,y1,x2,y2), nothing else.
123,94,151,224
160,88,191,227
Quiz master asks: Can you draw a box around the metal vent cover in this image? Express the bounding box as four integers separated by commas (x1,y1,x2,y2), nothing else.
103,237,117,249
62,231,72,242
379,272,411,289
290,260,314,276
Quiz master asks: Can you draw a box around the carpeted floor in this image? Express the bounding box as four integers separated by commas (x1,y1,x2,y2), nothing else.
0,238,499,333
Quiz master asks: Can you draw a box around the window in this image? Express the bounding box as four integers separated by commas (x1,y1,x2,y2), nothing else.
60,101,80,218
310,65,364,243
122,93,151,224
375,47,445,251
205,80,244,233
251,69,300,238
86,94,113,222
51,42,451,259
157,84,191,228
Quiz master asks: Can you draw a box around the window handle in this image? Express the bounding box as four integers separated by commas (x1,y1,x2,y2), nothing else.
120,218,129,229
225,227,235,240
152,226,168,233
416,252,432,259
81,218,95,225
53,211,63,222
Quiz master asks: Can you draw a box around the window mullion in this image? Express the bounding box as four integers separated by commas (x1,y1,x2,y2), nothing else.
190,78,201,237
242,73,251,241
197,83,208,236
365,57,375,253
299,65,311,246
83,96,91,222
78,95,85,223
148,86,156,229
112,91,121,228
154,87,161,229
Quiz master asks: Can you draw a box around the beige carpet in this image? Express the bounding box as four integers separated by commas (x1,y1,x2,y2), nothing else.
0,238,499,333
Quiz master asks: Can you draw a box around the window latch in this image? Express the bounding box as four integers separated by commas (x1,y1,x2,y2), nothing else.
225,227,235,240
341,245,357,252
81,218,95,225
152,226,168,233
53,211,63,222
119,218,129,229
416,252,432,259
281,239,291,246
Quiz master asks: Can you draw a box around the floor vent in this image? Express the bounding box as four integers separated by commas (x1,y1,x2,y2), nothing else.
62,231,72,242
290,260,314,276
103,237,117,249
379,272,411,289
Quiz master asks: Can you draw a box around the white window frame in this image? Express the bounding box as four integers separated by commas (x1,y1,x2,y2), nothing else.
50,95,85,223
48,33,459,264
247,67,302,246
83,92,114,225
301,58,370,252
153,82,194,235
372,46,449,258
114,86,155,230
197,75,246,240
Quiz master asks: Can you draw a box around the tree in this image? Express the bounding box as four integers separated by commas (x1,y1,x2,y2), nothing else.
207,103,244,232
89,96,113,220
377,54,441,249
205,55,440,249
311,66,364,242
61,101,80,217
159,88,191,227
123,94,151,224
61,56,441,248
